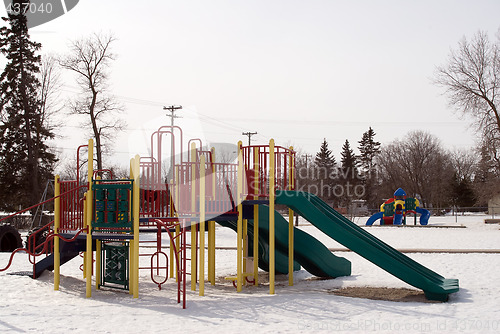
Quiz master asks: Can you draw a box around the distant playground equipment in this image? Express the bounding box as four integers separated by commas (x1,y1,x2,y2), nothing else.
366,188,431,226
0,125,458,305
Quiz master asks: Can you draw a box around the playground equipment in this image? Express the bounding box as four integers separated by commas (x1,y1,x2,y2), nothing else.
0,125,458,304
366,188,430,226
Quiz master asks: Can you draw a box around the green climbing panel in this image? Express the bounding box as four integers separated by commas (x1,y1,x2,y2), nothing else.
100,242,129,290
92,180,133,231
382,202,395,217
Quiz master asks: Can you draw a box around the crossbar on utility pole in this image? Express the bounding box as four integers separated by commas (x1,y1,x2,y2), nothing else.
163,105,182,181
242,131,257,146
164,105,183,127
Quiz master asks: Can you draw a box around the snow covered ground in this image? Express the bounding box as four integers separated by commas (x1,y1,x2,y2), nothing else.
1,215,500,333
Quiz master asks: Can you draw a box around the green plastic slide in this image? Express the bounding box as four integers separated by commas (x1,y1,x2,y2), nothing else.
217,205,351,278
275,190,459,301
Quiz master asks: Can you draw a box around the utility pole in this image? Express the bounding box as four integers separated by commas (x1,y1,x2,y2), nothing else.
304,154,313,168
242,131,257,146
163,105,183,127
163,105,182,183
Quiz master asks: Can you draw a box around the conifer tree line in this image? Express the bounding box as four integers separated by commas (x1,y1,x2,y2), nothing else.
0,3,56,211
0,4,122,212
296,127,495,211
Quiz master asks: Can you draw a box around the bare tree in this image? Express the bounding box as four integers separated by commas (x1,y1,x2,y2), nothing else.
435,29,500,168
449,148,478,182
376,131,454,208
38,54,62,127
59,33,125,171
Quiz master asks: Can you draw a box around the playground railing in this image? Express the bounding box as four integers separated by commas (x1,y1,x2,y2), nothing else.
241,144,295,199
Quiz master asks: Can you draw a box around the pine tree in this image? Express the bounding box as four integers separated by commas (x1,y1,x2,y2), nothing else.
357,127,381,208
339,139,360,207
313,138,336,202
0,4,56,211
358,127,381,173
315,138,336,168
340,139,360,186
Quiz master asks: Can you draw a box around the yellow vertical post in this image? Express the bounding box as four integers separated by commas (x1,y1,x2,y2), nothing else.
82,194,87,279
236,141,243,292
208,147,216,285
174,166,180,282
243,218,248,275
199,155,206,296
288,146,294,286
128,159,134,295
54,175,61,291
95,176,101,290
208,220,215,285
253,147,259,286
190,142,197,291
86,139,93,298
132,155,140,298
269,139,275,295
96,240,101,289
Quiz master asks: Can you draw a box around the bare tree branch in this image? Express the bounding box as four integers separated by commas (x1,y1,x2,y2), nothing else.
59,33,124,171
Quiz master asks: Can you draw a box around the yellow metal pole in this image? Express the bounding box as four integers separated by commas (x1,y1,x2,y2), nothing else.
132,155,140,298
208,220,215,285
208,147,216,285
174,166,180,282
54,175,60,291
269,139,275,295
128,158,134,295
86,139,93,298
243,218,248,275
190,142,197,291
253,147,259,286
82,194,87,279
236,141,243,292
95,177,101,290
288,146,294,286
96,240,101,290
199,155,206,296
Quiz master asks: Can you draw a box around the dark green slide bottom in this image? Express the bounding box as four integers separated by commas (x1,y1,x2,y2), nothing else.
218,205,351,277
275,190,459,301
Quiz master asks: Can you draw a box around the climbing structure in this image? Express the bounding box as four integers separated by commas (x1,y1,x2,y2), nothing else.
1,123,459,305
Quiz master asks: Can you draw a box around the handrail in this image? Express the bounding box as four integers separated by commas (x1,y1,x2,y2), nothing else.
0,184,88,224
1,227,87,273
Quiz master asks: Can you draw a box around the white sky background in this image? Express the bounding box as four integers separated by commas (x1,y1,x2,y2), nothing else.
3,0,500,167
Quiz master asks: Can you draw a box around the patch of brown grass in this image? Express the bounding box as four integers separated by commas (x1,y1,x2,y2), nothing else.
329,286,443,303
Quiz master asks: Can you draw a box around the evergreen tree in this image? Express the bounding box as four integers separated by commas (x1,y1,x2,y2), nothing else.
357,127,381,208
339,139,360,207
358,127,381,173
450,173,476,208
0,4,56,211
340,139,358,173
315,138,336,168
314,138,336,202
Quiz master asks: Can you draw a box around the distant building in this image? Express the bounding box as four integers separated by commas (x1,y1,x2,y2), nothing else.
350,199,369,216
488,194,500,216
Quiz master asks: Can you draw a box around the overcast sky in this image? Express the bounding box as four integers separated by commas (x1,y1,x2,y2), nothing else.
3,0,500,166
